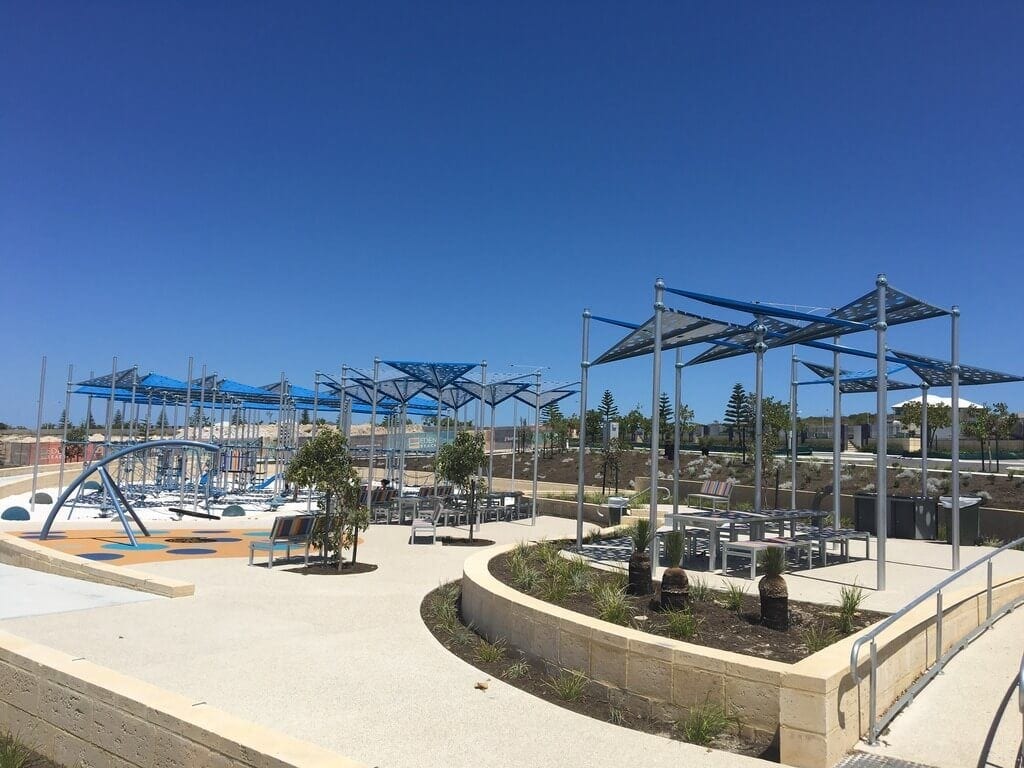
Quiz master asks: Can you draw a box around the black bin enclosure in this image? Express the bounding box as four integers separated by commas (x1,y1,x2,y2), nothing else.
940,500,982,547
853,494,938,540
606,496,629,527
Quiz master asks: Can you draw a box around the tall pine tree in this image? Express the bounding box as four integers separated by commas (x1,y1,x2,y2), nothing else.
598,390,619,420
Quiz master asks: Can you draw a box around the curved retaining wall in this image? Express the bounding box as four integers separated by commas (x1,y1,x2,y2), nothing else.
0,532,194,598
462,544,1024,768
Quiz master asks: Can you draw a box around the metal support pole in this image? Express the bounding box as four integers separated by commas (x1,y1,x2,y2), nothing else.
433,387,443,494
197,364,207,442
105,357,117,447
673,348,682,518
29,356,47,516
921,383,930,498
876,274,888,591
790,353,798,510
753,319,766,513
531,371,541,526
511,399,518,494
487,395,496,495
577,310,591,549
951,306,961,570
833,335,842,529
58,364,73,497
869,641,879,744
649,278,665,547
478,361,487,484
367,358,380,503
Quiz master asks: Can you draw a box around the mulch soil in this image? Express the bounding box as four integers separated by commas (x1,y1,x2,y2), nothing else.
439,537,496,547
488,544,886,664
284,562,378,575
420,584,776,760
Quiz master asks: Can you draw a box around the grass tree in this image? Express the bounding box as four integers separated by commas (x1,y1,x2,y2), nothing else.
436,430,486,541
659,530,689,610
758,546,789,630
285,429,362,570
627,518,653,596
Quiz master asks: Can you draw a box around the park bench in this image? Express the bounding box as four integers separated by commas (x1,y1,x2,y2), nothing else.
248,514,317,568
721,537,815,579
687,479,736,512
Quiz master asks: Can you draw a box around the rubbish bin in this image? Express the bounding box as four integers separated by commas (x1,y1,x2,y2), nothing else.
606,496,629,527
854,494,938,539
853,493,892,536
939,497,983,546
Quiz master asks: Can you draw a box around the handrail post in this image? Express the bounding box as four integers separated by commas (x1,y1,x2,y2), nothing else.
986,560,993,620
936,591,943,665
869,640,878,744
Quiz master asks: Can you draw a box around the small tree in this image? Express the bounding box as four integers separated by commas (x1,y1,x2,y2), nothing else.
724,383,748,460
599,390,619,421
657,392,673,447
285,430,361,570
991,403,1015,471
963,405,992,471
436,431,486,541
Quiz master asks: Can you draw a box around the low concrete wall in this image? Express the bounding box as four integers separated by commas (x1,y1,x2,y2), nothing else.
462,544,787,741
0,629,363,768
0,533,194,598
530,497,607,527
463,545,1024,768
779,576,1024,767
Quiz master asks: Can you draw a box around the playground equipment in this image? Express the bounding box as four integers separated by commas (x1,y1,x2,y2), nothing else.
39,439,220,546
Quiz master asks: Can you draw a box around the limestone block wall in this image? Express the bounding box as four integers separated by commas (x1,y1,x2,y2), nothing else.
0,629,363,768
462,544,788,740
0,533,194,598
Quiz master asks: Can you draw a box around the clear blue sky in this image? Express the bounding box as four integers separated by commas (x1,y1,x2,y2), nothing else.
2,2,1023,428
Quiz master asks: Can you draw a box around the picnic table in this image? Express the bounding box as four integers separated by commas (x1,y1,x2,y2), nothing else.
664,507,830,572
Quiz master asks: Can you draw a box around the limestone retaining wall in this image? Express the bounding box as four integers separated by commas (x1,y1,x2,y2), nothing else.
0,533,194,598
0,629,363,767
462,545,1024,768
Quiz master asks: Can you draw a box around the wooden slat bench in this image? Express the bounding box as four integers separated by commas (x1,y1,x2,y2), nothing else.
248,514,317,568
687,479,736,512
721,537,815,579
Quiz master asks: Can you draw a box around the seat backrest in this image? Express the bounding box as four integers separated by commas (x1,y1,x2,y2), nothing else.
700,479,734,498
270,515,315,540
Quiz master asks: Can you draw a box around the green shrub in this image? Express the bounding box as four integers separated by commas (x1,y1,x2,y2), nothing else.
476,640,507,664
723,582,748,612
592,582,631,626
663,530,685,568
837,583,867,634
678,699,735,745
0,731,33,768
802,621,839,653
689,576,713,602
511,560,541,592
429,581,461,633
545,669,589,701
664,609,702,640
564,557,593,593
502,659,530,679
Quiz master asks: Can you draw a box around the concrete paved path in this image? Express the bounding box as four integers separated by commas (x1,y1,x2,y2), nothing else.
0,562,159,620
0,517,774,768
856,604,1024,768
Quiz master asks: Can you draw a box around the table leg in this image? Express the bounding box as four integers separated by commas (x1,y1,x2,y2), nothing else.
709,526,719,571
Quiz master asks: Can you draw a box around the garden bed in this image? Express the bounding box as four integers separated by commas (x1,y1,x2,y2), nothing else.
440,536,495,547
488,540,886,663
420,582,776,759
285,562,378,575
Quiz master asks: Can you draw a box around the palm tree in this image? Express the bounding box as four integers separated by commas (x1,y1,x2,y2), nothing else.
758,547,788,630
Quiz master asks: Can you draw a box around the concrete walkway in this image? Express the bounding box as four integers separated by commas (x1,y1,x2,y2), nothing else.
856,605,1024,768
0,517,775,768
0,562,159,620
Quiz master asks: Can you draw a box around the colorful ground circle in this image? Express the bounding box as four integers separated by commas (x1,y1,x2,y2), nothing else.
243,531,272,537
78,552,123,561
166,548,217,555
101,542,168,551
209,537,242,543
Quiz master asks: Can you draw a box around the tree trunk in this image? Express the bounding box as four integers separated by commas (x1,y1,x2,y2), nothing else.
759,575,789,630
627,553,652,596
660,566,689,610
469,479,476,542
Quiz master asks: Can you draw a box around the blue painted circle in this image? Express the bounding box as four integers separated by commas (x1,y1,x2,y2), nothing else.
102,542,168,551
79,552,123,561
209,537,242,543
146,530,170,535
166,547,217,555
243,531,272,537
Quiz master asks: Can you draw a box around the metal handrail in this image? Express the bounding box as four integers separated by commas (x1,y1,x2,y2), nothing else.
851,533,1024,744
1018,651,1024,714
